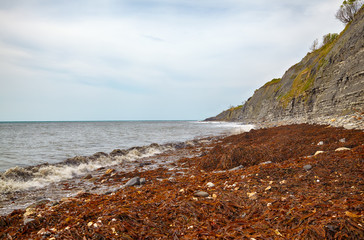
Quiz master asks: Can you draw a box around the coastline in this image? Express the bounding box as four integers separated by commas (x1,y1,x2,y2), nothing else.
1,123,363,239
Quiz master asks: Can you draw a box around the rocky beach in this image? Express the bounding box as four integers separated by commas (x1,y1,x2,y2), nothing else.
1,123,363,239
1,2,363,240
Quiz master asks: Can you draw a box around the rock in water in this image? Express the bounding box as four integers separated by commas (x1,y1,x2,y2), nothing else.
125,177,141,187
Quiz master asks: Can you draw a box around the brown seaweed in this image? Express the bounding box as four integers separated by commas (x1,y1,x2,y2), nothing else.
1,124,363,239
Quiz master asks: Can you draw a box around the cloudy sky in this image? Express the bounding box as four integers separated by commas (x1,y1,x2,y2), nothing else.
0,0,345,121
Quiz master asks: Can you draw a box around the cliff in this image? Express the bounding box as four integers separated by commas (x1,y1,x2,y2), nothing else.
206,7,364,126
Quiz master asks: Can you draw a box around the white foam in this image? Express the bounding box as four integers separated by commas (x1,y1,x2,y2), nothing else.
0,145,170,193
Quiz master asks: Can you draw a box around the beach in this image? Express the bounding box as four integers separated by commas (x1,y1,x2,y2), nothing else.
1,124,363,239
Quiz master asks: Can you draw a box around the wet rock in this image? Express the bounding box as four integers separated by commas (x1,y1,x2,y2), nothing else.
65,156,88,165
125,177,141,187
194,191,209,197
303,164,312,171
174,142,186,149
186,141,195,147
139,162,152,167
335,147,351,151
84,174,92,179
92,152,109,159
3,167,33,181
110,149,127,157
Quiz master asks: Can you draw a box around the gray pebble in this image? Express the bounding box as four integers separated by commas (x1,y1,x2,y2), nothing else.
303,164,312,171
229,165,244,171
194,191,209,197
125,177,141,187
140,178,146,185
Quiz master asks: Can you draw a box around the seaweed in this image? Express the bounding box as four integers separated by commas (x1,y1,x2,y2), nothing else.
1,124,363,239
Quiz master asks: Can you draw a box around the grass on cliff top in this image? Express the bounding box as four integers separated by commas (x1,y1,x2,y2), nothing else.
228,105,243,111
263,78,282,87
279,33,339,107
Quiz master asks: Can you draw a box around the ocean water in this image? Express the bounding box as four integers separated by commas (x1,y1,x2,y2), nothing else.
0,121,254,193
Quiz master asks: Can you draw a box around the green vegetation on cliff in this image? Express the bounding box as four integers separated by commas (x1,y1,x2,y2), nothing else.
279,33,339,107
206,5,364,122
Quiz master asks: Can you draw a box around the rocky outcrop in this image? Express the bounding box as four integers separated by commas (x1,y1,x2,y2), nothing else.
207,7,364,127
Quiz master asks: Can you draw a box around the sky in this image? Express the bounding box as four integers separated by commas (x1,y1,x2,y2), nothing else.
0,0,345,121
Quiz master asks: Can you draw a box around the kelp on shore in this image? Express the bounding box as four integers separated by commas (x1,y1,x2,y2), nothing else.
1,124,363,239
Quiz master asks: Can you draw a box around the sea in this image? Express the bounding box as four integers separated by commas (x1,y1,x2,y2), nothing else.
0,121,253,191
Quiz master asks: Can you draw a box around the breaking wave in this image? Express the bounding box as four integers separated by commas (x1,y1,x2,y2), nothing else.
0,143,172,193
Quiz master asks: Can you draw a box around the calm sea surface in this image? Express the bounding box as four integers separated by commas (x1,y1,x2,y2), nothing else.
0,121,253,173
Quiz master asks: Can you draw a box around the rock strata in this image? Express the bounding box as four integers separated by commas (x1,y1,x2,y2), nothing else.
206,8,364,130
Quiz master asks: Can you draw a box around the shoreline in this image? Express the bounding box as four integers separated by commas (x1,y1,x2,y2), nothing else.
1,123,363,239
208,112,364,131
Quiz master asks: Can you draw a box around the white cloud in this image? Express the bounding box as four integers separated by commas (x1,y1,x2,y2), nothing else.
0,0,345,120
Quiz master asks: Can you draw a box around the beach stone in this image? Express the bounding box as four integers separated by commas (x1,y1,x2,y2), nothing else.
140,178,146,185
23,218,35,225
303,164,312,171
317,141,324,146
194,191,209,197
335,147,351,151
260,161,272,165
125,177,141,187
84,174,92,179
186,141,195,147
339,138,346,143
229,165,244,171
24,207,36,218
314,151,324,156
206,182,215,188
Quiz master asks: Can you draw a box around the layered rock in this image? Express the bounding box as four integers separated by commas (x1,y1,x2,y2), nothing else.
206,7,364,127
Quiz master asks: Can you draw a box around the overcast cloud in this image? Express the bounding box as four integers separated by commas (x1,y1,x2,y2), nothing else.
0,0,344,121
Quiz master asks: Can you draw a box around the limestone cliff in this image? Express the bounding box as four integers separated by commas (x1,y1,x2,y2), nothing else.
207,7,364,124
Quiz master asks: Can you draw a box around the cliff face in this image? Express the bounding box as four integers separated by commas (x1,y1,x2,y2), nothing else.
207,7,364,124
